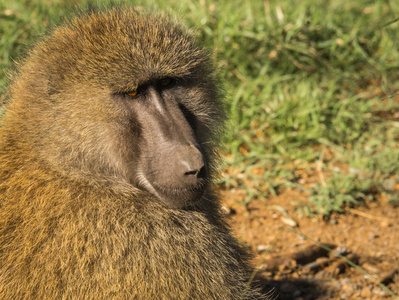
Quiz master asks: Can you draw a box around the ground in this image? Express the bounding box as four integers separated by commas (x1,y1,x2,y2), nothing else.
221,189,399,299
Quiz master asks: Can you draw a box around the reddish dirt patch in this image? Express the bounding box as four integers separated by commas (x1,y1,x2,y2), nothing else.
221,189,399,299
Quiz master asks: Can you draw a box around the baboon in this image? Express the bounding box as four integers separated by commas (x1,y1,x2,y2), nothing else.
0,8,267,299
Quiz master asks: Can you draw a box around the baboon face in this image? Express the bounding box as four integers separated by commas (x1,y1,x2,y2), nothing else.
116,77,209,208
17,10,223,209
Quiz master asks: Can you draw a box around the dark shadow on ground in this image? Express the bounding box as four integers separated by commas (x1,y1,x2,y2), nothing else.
256,276,333,300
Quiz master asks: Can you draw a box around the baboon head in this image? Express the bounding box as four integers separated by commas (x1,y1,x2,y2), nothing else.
10,9,224,209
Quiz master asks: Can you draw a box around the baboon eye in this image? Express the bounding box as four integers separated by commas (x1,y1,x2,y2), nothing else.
159,78,176,88
127,89,138,97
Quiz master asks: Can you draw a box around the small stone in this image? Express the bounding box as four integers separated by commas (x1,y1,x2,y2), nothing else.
368,233,379,239
280,216,297,227
220,205,236,215
329,218,338,225
257,245,271,254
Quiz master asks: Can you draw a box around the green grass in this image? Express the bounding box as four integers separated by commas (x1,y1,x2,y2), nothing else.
1,0,399,216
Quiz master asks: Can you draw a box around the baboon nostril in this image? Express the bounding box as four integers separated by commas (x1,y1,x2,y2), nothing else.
184,165,206,178
185,170,199,176
177,145,207,182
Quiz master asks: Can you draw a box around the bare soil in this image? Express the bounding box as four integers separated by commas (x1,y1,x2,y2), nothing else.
221,189,399,299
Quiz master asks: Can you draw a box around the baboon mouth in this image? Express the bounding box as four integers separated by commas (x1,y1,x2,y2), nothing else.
152,182,207,209
134,173,208,209
154,183,207,197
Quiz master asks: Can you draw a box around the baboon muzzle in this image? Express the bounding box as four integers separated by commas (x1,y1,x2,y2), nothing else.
134,86,208,208
173,145,207,183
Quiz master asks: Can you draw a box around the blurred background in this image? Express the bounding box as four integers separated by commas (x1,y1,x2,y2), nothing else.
1,0,398,298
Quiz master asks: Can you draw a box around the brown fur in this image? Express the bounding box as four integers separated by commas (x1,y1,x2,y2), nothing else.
0,8,266,299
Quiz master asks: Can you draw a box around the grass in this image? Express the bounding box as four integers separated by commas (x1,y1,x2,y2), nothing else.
1,0,399,216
